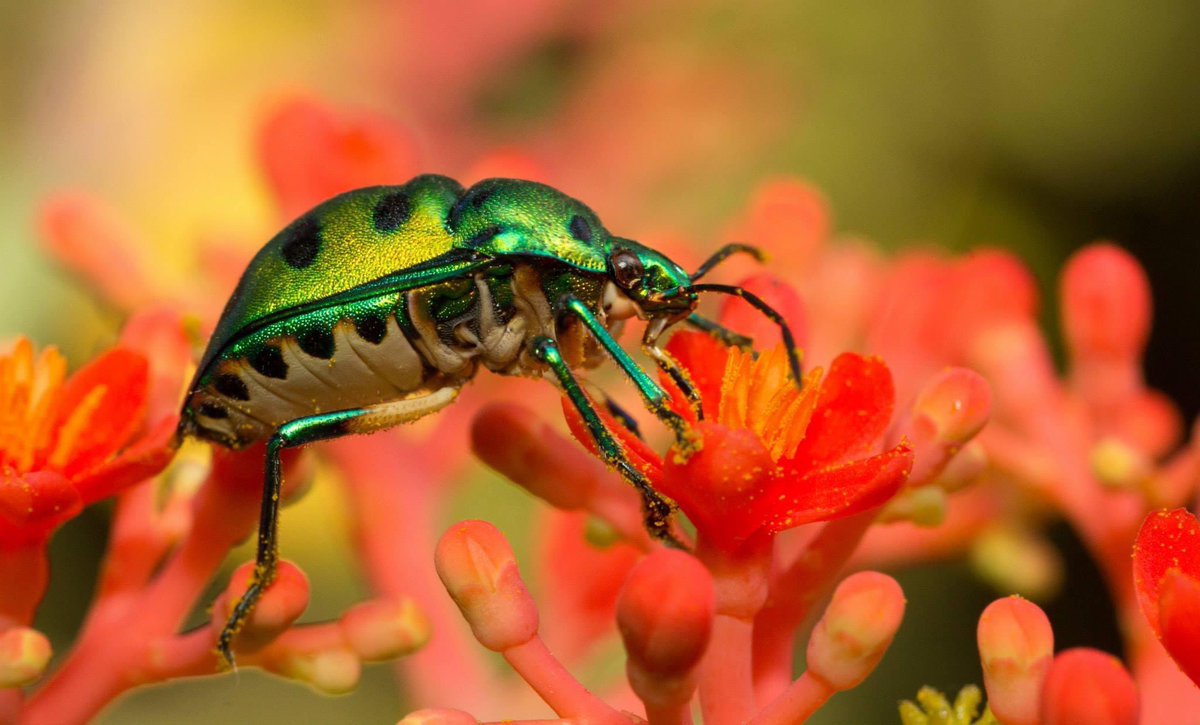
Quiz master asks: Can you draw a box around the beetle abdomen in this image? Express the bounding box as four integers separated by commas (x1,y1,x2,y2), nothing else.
181,262,588,449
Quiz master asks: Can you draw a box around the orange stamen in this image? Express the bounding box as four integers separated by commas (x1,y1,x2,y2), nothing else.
0,340,68,473
717,344,822,461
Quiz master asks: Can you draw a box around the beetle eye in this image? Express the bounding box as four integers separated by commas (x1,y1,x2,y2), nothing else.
611,250,644,289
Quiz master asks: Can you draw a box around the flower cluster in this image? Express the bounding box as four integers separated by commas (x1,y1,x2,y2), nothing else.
3,63,1196,722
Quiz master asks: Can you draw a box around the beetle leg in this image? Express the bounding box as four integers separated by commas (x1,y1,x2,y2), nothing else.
685,313,754,350
530,336,682,548
641,342,704,421
559,296,700,458
217,388,458,669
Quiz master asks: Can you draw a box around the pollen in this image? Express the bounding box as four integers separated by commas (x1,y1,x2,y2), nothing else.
717,343,822,461
0,339,67,473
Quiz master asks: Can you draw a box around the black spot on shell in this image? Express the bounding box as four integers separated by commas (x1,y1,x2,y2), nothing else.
280,215,322,269
446,186,495,232
355,314,388,344
213,373,250,401
298,328,335,360
199,402,229,419
250,345,288,379
466,225,501,248
372,192,411,233
568,215,592,243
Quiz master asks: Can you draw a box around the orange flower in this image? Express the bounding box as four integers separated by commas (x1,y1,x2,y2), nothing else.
566,331,913,553
0,339,174,547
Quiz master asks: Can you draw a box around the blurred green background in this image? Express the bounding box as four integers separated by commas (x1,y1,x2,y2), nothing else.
3,1,1197,722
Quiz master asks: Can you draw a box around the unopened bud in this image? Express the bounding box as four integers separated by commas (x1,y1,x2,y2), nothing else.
398,708,478,724
435,521,538,651
1090,437,1150,490
913,367,991,446
275,646,361,695
718,274,808,353
880,486,946,527
1061,243,1150,362
617,549,714,707
806,572,905,691
215,560,310,653
340,598,430,662
0,627,52,687
977,597,1053,725
1040,648,1138,725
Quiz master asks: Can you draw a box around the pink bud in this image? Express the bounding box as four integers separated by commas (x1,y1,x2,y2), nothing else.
0,626,52,687
913,368,992,446
435,521,538,652
806,572,905,691
340,598,430,662
471,403,596,511
976,597,1053,725
717,274,808,354
273,646,361,695
215,560,310,654
617,549,714,707
1061,243,1150,362
1040,648,1138,725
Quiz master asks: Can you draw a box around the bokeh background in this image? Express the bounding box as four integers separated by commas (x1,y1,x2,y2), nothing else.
2,2,1197,722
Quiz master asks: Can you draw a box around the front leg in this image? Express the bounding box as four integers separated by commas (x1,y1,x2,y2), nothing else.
559,296,699,457
530,336,681,548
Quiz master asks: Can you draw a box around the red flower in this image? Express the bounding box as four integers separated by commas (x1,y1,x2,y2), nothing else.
1133,508,1200,686
0,338,175,547
566,331,912,552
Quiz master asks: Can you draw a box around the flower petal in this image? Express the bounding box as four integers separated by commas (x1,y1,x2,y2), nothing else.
760,442,913,534
788,353,896,471
47,348,149,479
1133,508,1200,638
1157,569,1200,686
0,470,82,546
662,331,728,417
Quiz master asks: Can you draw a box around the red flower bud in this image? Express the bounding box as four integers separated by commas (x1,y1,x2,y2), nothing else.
1061,243,1150,362
1040,648,1138,725
0,626,51,687
214,560,310,654
339,598,430,662
617,549,714,707
977,597,1053,725
435,521,538,652
806,572,905,691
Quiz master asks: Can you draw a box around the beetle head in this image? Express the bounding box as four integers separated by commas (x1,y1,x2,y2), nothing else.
603,238,698,325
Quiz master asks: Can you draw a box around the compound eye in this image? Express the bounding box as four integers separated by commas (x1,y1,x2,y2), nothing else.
611,249,644,289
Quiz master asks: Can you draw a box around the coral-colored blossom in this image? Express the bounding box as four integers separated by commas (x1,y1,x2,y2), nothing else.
1133,508,1200,685
0,339,174,547
566,330,913,552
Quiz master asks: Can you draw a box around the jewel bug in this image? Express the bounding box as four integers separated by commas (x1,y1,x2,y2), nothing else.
177,175,801,666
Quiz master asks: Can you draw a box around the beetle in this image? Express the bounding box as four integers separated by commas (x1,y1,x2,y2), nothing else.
177,175,801,667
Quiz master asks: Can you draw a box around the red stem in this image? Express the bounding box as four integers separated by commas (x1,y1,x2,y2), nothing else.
752,512,874,703
503,636,624,724
748,672,833,725
0,544,48,626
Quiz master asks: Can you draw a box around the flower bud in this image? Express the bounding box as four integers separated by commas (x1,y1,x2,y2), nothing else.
273,646,361,695
1061,243,1150,362
1040,648,1138,725
0,626,52,687
340,598,430,662
617,549,714,707
471,403,595,511
435,521,538,652
976,597,1053,725
718,273,809,353
214,560,309,654
398,708,478,724
912,368,992,446
806,572,905,691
